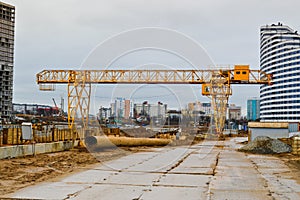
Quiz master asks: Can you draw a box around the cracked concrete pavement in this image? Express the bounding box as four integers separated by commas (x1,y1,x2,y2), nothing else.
4,137,300,200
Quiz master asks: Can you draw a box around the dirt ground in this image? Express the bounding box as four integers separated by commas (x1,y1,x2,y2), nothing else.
0,146,136,196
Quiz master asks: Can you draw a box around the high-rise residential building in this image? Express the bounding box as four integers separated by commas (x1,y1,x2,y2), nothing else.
110,98,133,120
187,101,211,115
111,97,125,119
201,103,212,115
228,104,241,120
133,101,167,119
260,23,300,122
247,98,260,121
98,106,112,121
0,2,15,121
124,99,132,119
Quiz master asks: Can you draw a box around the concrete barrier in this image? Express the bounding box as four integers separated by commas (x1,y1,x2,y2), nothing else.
0,141,78,159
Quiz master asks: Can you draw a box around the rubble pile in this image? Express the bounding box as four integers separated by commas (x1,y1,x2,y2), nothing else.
239,136,292,154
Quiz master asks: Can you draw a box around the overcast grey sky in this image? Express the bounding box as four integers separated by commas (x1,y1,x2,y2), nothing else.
4,0,300,115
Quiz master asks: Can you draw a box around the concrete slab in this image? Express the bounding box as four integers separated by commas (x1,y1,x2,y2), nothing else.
70,184,147,200
210,176,267,190
247,153,300,198
196,140,219,146
61,169,114,184
94,152,160,171
126,148,192,173
104,171,161,186
272,192,300,200
141,186,208,200
170,166,214,175
267,180,294,193
210,189,273,200
218,160,255,167
193,146,218,155
218,151,248,160
125,160,173,172
154,174,211,187
215,166,260,177
279,179,300,192
8,182,91,200
167,150,218,175
256,167,291,176
179,154,217,168
249,156,288,169
192,149,219,156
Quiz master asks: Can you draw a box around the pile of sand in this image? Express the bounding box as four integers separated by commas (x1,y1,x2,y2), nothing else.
239,136,292,154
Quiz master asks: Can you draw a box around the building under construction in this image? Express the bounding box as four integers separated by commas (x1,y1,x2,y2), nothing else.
0,1,15,121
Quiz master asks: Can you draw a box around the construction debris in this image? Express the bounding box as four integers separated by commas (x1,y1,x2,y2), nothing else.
239,136,292,154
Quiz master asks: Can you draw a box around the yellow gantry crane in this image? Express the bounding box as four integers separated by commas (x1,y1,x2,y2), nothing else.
36,65,272,134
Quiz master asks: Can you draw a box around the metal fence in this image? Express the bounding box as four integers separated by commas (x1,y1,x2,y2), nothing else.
0,124,85,146
0,124,123,147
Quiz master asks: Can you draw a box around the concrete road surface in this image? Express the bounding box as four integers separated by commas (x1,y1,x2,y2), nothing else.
5,138,300,200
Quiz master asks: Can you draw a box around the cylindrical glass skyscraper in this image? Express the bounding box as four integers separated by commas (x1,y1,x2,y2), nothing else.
260,23,300,122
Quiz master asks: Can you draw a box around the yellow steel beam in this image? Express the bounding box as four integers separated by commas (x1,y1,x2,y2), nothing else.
36,69,271,85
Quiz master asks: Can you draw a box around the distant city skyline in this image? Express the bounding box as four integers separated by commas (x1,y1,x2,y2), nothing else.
2,0,300,117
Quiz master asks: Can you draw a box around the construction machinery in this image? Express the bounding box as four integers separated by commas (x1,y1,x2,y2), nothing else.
36,65,272,135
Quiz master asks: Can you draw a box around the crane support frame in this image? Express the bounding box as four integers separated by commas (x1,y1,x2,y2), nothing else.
36,67,272,132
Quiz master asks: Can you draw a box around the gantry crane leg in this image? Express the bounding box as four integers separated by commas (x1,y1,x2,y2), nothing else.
67,81,91,132
211,93,229,135
209,71,231,135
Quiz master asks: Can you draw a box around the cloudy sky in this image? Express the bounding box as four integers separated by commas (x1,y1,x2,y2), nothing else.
4,0,300,115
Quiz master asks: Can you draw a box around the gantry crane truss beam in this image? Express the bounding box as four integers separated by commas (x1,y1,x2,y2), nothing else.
37,69,269,85
36,68,272,133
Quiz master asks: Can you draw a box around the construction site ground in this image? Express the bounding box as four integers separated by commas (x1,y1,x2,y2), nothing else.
0,137,300,199
0,146,138,196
